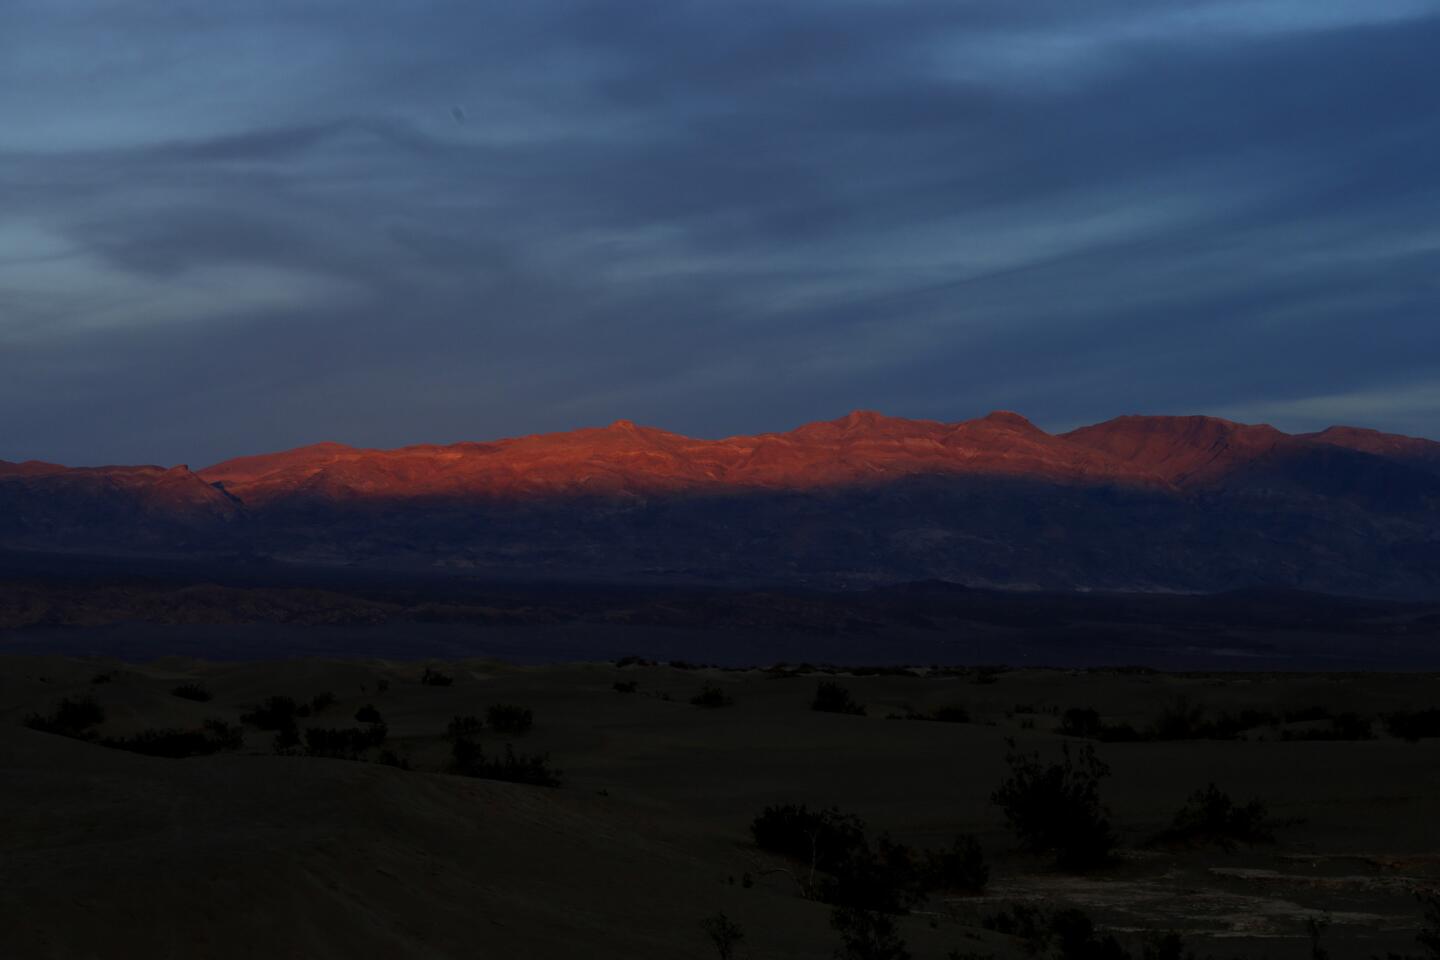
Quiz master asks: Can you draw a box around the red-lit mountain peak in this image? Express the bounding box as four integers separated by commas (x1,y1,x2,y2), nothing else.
1061,414,1289,485
1299,425,1440,475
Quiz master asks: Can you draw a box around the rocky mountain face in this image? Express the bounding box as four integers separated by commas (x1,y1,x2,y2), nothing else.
3,412,1438,597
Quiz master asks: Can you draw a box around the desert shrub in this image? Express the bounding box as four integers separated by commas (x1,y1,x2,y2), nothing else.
420,667,453,687
446,714,484,740
751,803,868,874
376,749,411,770
690,684,735,708
1207,709,1279,740
91,671,115,685
1141,932,1194,960
1048,909,1130,960
241,695,300,730
1284,706,1332,724
992,740,1116,870
613,680,638,693
923,835,988,894
983,903,1048,941
171,683,212,702
813,681,866,716
1151,698,1208,740
1281,712,1373,741
751,803,977,911
1152,783,1275,849
823,834,932,913
448,738,560,787
701,912,744,960
24,695,105,739
750,804,917,910
1419,888,1440,959
908,704,971,723
1062,704,1273,743
1058,706,1145,742
1058,707,1104,739
832,906,911,960
303,724,387,760
486,703,533,734
1385,709,1440,742
310,691,335,713
354,703,383,724
984,905,1178,960
102,719,244,758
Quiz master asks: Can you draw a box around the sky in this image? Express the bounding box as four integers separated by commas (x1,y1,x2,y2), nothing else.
2,0,1438,467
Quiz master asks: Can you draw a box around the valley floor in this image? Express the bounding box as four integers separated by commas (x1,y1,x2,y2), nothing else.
3,656,1439,958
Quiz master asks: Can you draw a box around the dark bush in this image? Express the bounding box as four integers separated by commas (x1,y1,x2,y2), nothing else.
486,703,534,734
354,703,383,724
690,684,735,708
992,740,1116,870
303,724,387,760
1152,783,1276,849
1418,888,1440,959
923,835,988,894
446,714,484,740
1056,707,1147,742
751,803,868,875
24,695,105,739
376,749,411,770
983,903,1048,941
823,834,931,913
171,683,212,702
1058,707,1104,739
420,667,454,686
613,680,638,693
240,695,300,730
1281,712,1373,741
448,738,560,787
1048,909,1130,960
310,691,335,713
1207,709,1279,740
1061,704,1276,743
102,719,244,758
832,906,911,960
909,704,970,723
701,912,744,960
1151,698,1208,740
751,803,979,911
91,671,115,685
1385,709,1440,742
984,904,1175,960
813,681,866,716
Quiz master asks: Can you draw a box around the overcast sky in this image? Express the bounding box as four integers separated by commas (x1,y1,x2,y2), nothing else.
3,0,1438,466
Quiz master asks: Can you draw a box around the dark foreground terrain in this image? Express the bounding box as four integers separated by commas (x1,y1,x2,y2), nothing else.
4,655,1439,959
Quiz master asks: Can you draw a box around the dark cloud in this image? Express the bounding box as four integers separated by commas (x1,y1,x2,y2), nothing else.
2,0,1438,465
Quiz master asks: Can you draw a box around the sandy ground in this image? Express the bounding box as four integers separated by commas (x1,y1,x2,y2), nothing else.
3,656,1438,959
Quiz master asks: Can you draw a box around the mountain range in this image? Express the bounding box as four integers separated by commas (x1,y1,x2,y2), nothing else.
3,411,1438,598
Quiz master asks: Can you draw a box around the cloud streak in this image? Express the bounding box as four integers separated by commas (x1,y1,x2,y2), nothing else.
2,0,1438,465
